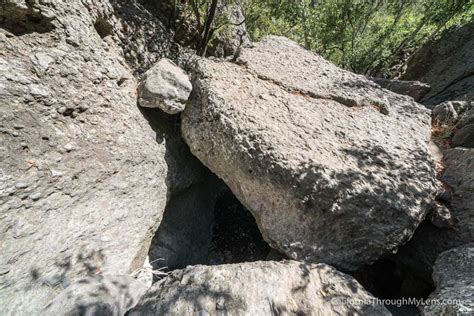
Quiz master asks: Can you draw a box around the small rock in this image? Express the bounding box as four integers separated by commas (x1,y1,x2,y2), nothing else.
29,192,42,201
32,53,55,71
63,143,75,152
428,203,453,228
138,58,192,114
51,170,63,178
15,182,29,189
29,84,50,97
42,273,63,287
432,101,458,125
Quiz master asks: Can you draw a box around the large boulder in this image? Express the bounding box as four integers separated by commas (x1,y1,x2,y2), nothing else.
0,0,190,313
182,36,438,271
401,21,474,106
130,261,390,315
393,148,474,281
422,244,474,315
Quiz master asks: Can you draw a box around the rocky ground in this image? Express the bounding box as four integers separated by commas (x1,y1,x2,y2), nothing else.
0,1,472,315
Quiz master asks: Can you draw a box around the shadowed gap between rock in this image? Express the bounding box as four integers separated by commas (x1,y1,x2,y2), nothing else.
147,182,279,276
352,257,435,316
138,106,280,282
0,4,55,36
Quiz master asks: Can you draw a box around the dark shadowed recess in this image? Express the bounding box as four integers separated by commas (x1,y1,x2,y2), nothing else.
94,17,113,38
136,0,176,28
139,106,276,279
0,4,55,36
147,184,274,275
353,258,434,316
208,190,272,265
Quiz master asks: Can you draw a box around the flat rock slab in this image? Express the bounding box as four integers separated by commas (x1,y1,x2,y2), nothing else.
130,261,390,315
182,36,438,270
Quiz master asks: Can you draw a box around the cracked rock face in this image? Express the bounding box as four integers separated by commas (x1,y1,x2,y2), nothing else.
0,0,187,314
130,261,390,315
423,244,474,315
182,36,439,271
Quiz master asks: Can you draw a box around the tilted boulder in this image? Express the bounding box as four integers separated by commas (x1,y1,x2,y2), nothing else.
0,0,194,314
182,36,439,270
138,58,192,114
130,261,390,315
422,244,474,315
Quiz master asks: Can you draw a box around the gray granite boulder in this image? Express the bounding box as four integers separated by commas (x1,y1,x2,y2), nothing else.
422,244,474,315
130,261,390,315
182,36,439,271
0,0,192,314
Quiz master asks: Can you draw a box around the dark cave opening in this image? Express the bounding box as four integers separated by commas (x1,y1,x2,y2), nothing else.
94,17,114,39
353,258,435,315
208,190,272,265
147,181,275,275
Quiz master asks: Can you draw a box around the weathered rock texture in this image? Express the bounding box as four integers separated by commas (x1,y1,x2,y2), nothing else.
0,0,190,314
369,77,430,102
138,58,192,114
401,21,474,106
453,104,474,148
43,275,148,315
393,148,474,281
130,261,390,315
423,244,474,315
182,36,438,271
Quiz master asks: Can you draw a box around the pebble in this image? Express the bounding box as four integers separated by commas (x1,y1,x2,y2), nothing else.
64,143,74,152
15,182,29,189
30,192,42,201
51,170,63,177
